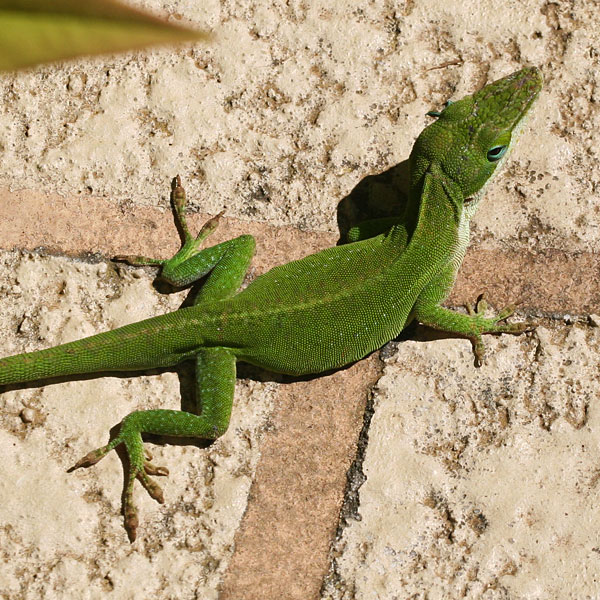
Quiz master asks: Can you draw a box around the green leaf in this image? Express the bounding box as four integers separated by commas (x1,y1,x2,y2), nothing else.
0,0,209,71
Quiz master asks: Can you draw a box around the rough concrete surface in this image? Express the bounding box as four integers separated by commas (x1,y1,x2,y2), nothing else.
0,0,599,599
322,329,600,599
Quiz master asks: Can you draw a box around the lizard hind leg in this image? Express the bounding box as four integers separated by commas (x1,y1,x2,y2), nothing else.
70,348,237,541
115,176,256,292
113,175,222,272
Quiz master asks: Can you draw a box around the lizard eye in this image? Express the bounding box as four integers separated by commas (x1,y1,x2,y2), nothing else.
487,145,507,162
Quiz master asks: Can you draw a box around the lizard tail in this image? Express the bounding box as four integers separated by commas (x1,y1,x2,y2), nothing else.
0,311,197,386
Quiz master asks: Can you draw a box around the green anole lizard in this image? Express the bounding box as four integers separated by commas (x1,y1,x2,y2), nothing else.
0,67,542,541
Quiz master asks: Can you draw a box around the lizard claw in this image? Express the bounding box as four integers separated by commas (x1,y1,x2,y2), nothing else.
466,293,491,317
113,254,164,267
124,460,168,541
470,334,486,368
124,503,139,543
498,319,538,335
143,459,169,478
136,471,166,503
68,444,112,471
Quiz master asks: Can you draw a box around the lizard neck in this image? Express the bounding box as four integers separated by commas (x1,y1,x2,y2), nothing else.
451,208,472,271
407,167,463,248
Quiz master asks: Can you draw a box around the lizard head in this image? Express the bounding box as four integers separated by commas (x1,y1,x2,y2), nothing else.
409,67,543,220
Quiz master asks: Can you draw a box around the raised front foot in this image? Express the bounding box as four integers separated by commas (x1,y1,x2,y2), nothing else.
466,294,537,366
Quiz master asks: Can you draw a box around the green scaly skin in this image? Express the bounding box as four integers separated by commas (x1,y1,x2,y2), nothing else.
0,67,543,540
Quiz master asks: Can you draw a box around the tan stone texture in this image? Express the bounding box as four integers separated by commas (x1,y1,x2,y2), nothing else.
0,1,599,599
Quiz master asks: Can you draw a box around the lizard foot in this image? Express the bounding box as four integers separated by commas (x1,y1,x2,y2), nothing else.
465,294,537,366
69,417,169,542
113,254,164,267
113,176,231,289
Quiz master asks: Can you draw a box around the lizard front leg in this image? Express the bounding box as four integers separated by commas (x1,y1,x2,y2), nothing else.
346,217,406,243
413,267,536,367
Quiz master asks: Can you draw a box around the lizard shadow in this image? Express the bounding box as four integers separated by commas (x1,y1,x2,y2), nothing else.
335,159,410,242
